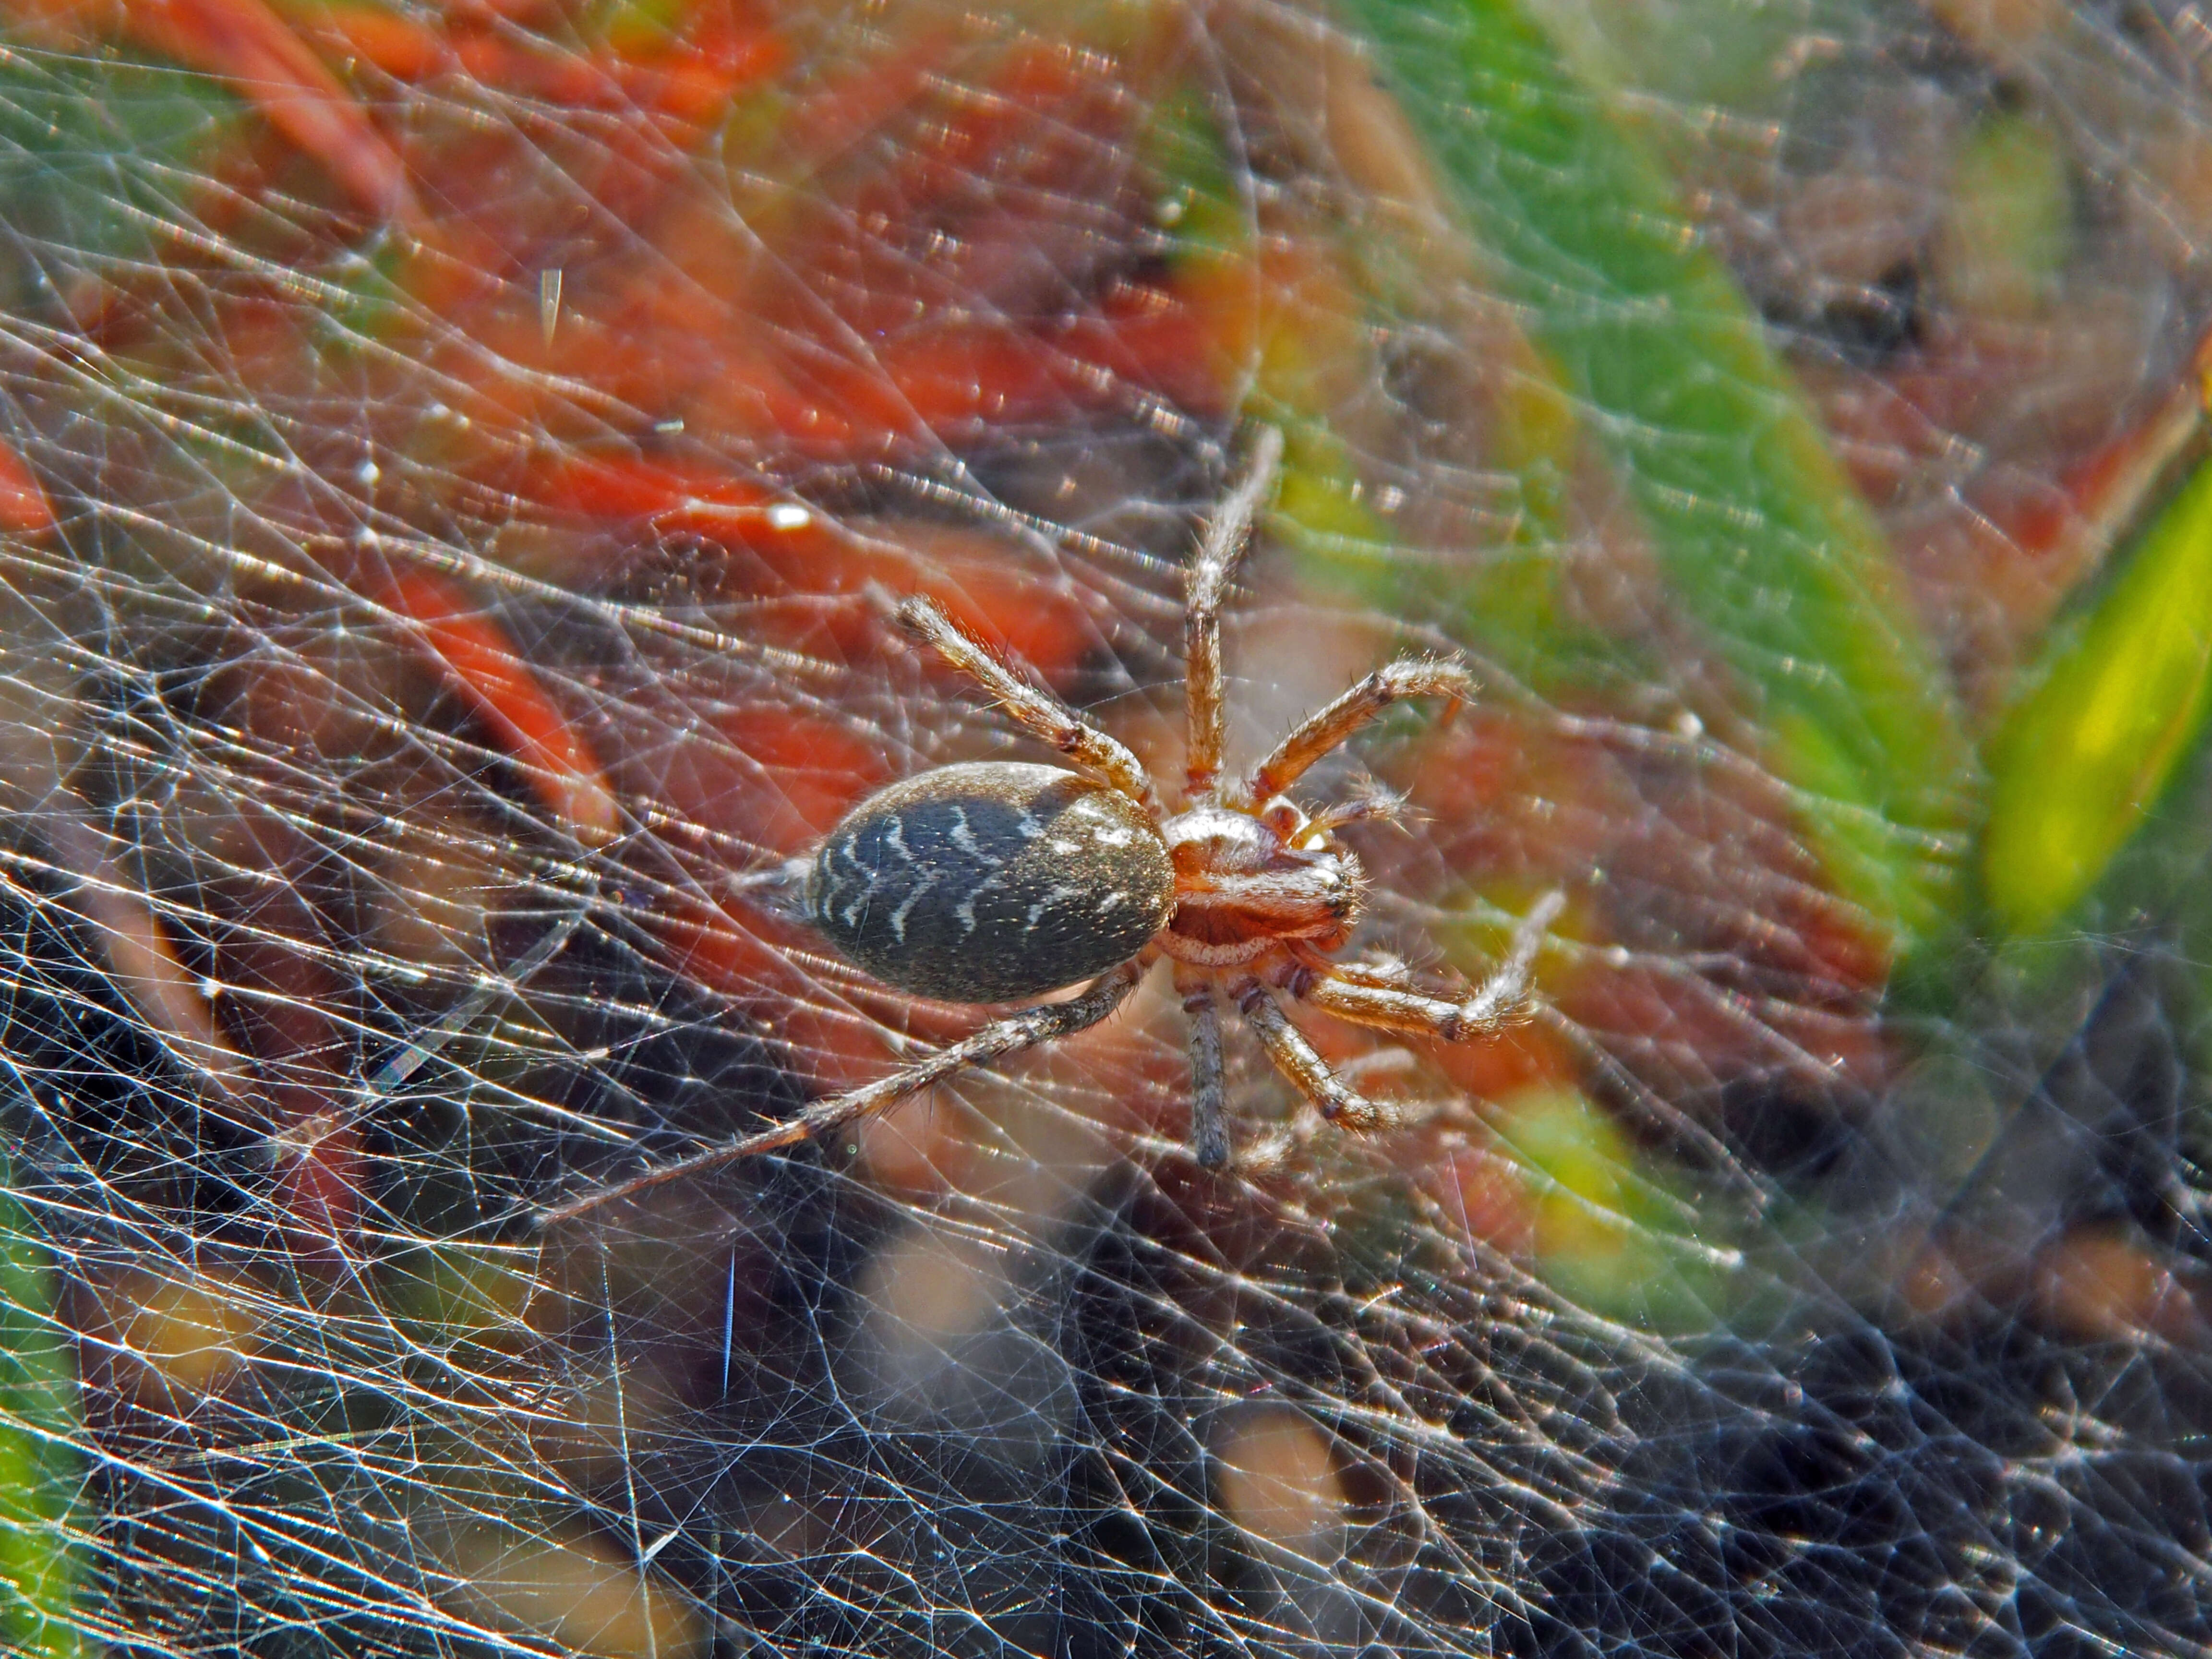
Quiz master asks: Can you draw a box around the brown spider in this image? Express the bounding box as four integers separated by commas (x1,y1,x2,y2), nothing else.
543,427,1562,1224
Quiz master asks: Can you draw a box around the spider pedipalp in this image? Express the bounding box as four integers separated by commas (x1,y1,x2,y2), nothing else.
543,426,1558,1225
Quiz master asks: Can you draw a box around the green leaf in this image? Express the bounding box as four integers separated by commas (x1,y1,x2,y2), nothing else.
0,41,242,303
1983,447,2212,938
0,1154,89,1659
1337,0,1978,954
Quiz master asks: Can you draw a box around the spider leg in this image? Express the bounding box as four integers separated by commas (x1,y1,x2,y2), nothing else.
541,957,1148,1226
1234,978,1388,1132
1240,657,1474,806
1177,970,1231,1168
1295,889,1564,1040
1184,424,1285,803
896,596,1158,814
1296,785,1410,845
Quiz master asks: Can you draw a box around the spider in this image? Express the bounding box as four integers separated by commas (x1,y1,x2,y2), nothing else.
543,426,1562,1225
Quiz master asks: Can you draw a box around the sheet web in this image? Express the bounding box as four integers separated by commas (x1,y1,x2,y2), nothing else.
0,0,2207,1654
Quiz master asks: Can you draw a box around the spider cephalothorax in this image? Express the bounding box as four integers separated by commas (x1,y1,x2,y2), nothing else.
1157,799,1364,966
546,426,1560,1224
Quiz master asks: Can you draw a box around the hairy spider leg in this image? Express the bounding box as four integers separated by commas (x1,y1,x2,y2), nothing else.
1176,970,1230,1168
1241,657,1475,807
1235,977,1387,1130
895,596,1158,815
1294,888,1566,1042
1184,424,1285,804
540,956,1149,1226
1297,788,1412,843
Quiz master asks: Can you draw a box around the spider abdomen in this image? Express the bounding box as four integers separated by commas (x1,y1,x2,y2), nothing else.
807,761,1173,1004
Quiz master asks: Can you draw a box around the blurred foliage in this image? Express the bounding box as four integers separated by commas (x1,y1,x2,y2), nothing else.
0,0,2211,1653
0,1154,86,1659
1345,0,1979,956
1986,449,2212,938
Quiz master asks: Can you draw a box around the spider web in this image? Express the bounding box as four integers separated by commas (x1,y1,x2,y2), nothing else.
0,0,2206,1654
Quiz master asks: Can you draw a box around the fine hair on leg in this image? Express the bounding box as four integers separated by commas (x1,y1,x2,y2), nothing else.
894,596,1158,813
1178,971,1230,1168
1234,976,1385,1131
542,959,1147,1226
1241,658,1473,806
1185,424,1284,802
1296,889,1565,1041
